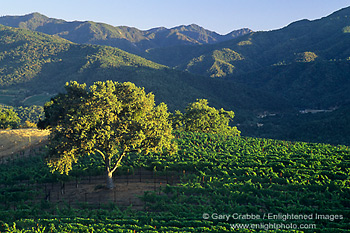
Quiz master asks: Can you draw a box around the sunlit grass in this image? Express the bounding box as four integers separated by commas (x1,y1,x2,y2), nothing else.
0,128,49,158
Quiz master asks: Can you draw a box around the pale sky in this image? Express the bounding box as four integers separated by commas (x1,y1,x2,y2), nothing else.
0,0,349,34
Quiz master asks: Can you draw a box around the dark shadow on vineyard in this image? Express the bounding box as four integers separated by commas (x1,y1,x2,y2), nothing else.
36,169,180,210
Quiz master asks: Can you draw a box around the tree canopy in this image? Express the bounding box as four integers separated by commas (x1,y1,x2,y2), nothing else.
38,80,177,188
0,107,20,129
172,99,240,136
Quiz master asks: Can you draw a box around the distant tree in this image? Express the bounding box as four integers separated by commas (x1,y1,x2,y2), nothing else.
176,99,240,136
295,52,318,62
0,107,20,129
170,110,184,130
15,105,44,126
38,80,177,189
22,120,37,128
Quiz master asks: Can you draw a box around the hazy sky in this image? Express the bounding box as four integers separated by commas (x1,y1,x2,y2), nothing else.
0,0,349,34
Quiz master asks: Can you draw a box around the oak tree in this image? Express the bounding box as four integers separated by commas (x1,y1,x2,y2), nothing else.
38,80,177,189
0,107,20,129
177,99,240,136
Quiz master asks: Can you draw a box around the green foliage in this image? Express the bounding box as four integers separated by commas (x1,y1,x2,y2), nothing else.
0,25,72,87
38,81,177,187
170,110,184,130
0,104,44,126
174,99,240,136
237,39,252,46
212,48,244,62
295,52,318,62
182,48,245,77
342,26,350,33
0,107,20,129
15,105,44,125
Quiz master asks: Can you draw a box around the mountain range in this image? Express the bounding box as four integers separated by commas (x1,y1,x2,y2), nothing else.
0,24,283,115
0,12,252,55
144,6,350,77
0,7,350,145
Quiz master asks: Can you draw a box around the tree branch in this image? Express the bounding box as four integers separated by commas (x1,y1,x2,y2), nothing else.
110,151,127,174
95,149,106,161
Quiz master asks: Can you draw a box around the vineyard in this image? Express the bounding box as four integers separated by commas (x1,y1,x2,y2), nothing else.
0,131,349,232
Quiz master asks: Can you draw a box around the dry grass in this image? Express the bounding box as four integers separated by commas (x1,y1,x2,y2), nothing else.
0,128,49,158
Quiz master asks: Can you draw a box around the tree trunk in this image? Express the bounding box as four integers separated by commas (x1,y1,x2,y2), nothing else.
105,157,115,189
105,153,125,190
106,171,114,189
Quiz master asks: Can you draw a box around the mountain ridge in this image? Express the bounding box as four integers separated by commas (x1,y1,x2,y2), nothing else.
0,12,252,54
144,6,350,77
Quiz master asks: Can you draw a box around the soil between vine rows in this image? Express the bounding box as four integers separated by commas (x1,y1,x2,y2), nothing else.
34,170,180,210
